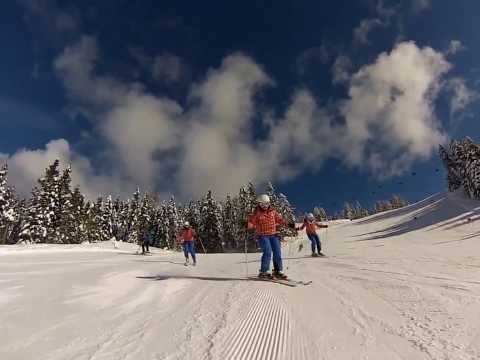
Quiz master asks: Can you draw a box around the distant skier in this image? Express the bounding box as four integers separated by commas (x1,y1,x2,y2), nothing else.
296,213,328,257
178,221,197,266
247,194,294,279
141,228,154,254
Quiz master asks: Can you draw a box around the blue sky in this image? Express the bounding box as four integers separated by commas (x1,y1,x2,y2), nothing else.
1,0,479,215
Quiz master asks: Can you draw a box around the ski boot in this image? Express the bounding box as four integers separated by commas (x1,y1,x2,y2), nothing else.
272,271,288,280
318,252,325,257
258,272,273,279
312,252,319,257
184,258,189,266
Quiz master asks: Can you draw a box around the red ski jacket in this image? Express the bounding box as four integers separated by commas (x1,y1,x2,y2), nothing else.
247,207,287,236
298,220,328,235
178,228,196,242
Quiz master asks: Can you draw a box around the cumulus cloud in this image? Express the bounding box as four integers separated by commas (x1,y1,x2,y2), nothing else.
0,139,131,199
340,41,449,176
352,0,398,46
353,18,383,45
18,0,79,40
446,77,479,118
178,54,272,197
5,37,454,200
332,55,353,84
446,40,466,56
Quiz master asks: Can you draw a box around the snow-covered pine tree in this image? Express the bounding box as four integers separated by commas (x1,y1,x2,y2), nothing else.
266,182,280,210
0,163,19,244
126,189,141,244
277,193,296,237
199,190,223,253
222,195,240,250
83,198,106,243
166,196,181,249
155,201,170,248
313,206,327,221
342,202,354,220
115,198,130,242
21,159,64,243
69,186,87,243
102,195,117,241
439,144,462,192
138,193,154,243
238,184,257,252
461,140,480,199
56,165,75,243
360,207,370,218
373,200,384,214
440,137,480,199
353,201,362,219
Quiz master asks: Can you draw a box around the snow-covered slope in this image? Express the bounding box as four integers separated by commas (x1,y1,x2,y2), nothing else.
1,191,480,360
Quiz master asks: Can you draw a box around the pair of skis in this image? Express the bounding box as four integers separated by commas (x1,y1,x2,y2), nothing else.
248,276,312,287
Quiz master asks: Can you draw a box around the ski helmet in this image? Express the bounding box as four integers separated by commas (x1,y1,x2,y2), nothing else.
256,194,270,209
307,213,314,221
184,221,190,227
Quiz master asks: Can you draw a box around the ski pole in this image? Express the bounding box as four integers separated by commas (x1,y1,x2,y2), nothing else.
287,236,293,270
197,236,207,254
244,231,249,279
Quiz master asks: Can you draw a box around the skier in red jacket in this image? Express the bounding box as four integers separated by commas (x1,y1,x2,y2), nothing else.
247,194,292,279
297,213,328,257
178,222,197,266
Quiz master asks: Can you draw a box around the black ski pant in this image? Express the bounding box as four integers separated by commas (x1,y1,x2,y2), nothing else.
142,242,150,253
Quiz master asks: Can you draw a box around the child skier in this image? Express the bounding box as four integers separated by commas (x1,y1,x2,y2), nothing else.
178,221,197,266
297,213,328,257
247,194,294,279
141,228,153,254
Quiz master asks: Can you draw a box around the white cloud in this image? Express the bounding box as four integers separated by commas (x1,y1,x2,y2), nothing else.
332,55,352,84
5,38,453,201
446,77,479,117
0,139,131,199
18,0,78,34
352,0,398,46
178,54,272,197
340,41,450,176
353,18,383,45
446,40,466,56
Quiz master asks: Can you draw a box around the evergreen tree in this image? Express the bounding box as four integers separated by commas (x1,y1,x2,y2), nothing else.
238,184,257,252
0,164,18,244
103,195,117,240
165,196,181,249
56,166,75,243
199,190,223,253
126,189,141,244
222,195,239,250
277,193,296,237
360,208,370,218
353,201,362,219
313,206,327,221
342,202,354,220
69,186,87,243
21,160,64,243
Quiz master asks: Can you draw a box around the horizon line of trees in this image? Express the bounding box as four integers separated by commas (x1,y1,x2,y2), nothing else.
0,159,296,252
309,194,409,222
